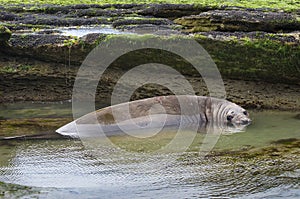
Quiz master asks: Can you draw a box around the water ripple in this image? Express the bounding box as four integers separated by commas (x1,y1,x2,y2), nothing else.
0,138,299,198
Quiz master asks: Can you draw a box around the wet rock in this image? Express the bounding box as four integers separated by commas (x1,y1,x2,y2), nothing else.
138,4,211,18
5,34,80,63
0,26,11,44
74,6,141,18
3,33,106,64
196,31,300,43
17,15,105,26
112,17,173,28
2,31,300,86
175,10,300,33
271,138,299,145
295,114,300,120
81,33,106,44
194,31,300,85
0,11,19,21
9,34,69,48
75,8,117,17
37,29,62,35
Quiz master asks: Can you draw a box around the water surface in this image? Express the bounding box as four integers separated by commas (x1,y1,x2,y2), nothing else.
58,26,133,37
0,102,299,198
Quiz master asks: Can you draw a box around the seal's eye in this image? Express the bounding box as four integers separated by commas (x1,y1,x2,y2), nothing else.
227,115,233,121
243,111,248,116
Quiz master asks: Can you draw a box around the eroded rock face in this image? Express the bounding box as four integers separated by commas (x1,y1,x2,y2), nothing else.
174,10,300,33
3,33,106,64
0,4,300,105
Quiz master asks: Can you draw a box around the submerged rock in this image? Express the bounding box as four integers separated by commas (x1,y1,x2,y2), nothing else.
0,182,40,198
0,117,72,138
295,114,300,120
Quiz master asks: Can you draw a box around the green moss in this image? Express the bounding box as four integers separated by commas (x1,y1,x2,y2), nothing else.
0,0,299,12
195,34,300,84
0,64,34,74
63,36,80,47
174,17,220,32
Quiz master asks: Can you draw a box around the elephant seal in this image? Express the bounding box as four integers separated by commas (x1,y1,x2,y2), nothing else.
56,95,251,138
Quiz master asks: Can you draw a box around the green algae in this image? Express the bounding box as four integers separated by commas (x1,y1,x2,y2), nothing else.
0,118,72,137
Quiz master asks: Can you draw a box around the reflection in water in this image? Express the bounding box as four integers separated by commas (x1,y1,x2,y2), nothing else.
0,101,72,119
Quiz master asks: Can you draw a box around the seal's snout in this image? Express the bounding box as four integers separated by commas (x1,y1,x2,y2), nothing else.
241,118,251,125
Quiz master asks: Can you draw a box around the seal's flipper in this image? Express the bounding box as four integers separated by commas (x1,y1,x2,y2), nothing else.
55,121,79,138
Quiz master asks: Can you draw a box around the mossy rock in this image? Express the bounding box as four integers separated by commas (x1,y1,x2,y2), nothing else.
0,25,12,43
112,17,172,28
194,31,300,84
138,4,212,18
3,32,300,85
174,10,300,33
5,33,106,64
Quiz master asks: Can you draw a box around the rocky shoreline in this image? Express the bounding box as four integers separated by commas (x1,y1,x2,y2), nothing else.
0,3,299,110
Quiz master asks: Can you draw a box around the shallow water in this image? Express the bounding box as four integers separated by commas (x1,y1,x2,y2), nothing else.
58,25,133,37
14,25,133,37
0,102,299,198
0,101,72,119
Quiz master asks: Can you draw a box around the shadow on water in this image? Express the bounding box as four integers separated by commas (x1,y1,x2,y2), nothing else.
0,102,299,198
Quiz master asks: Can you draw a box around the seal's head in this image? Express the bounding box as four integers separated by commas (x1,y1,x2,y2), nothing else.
225,104,251,127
